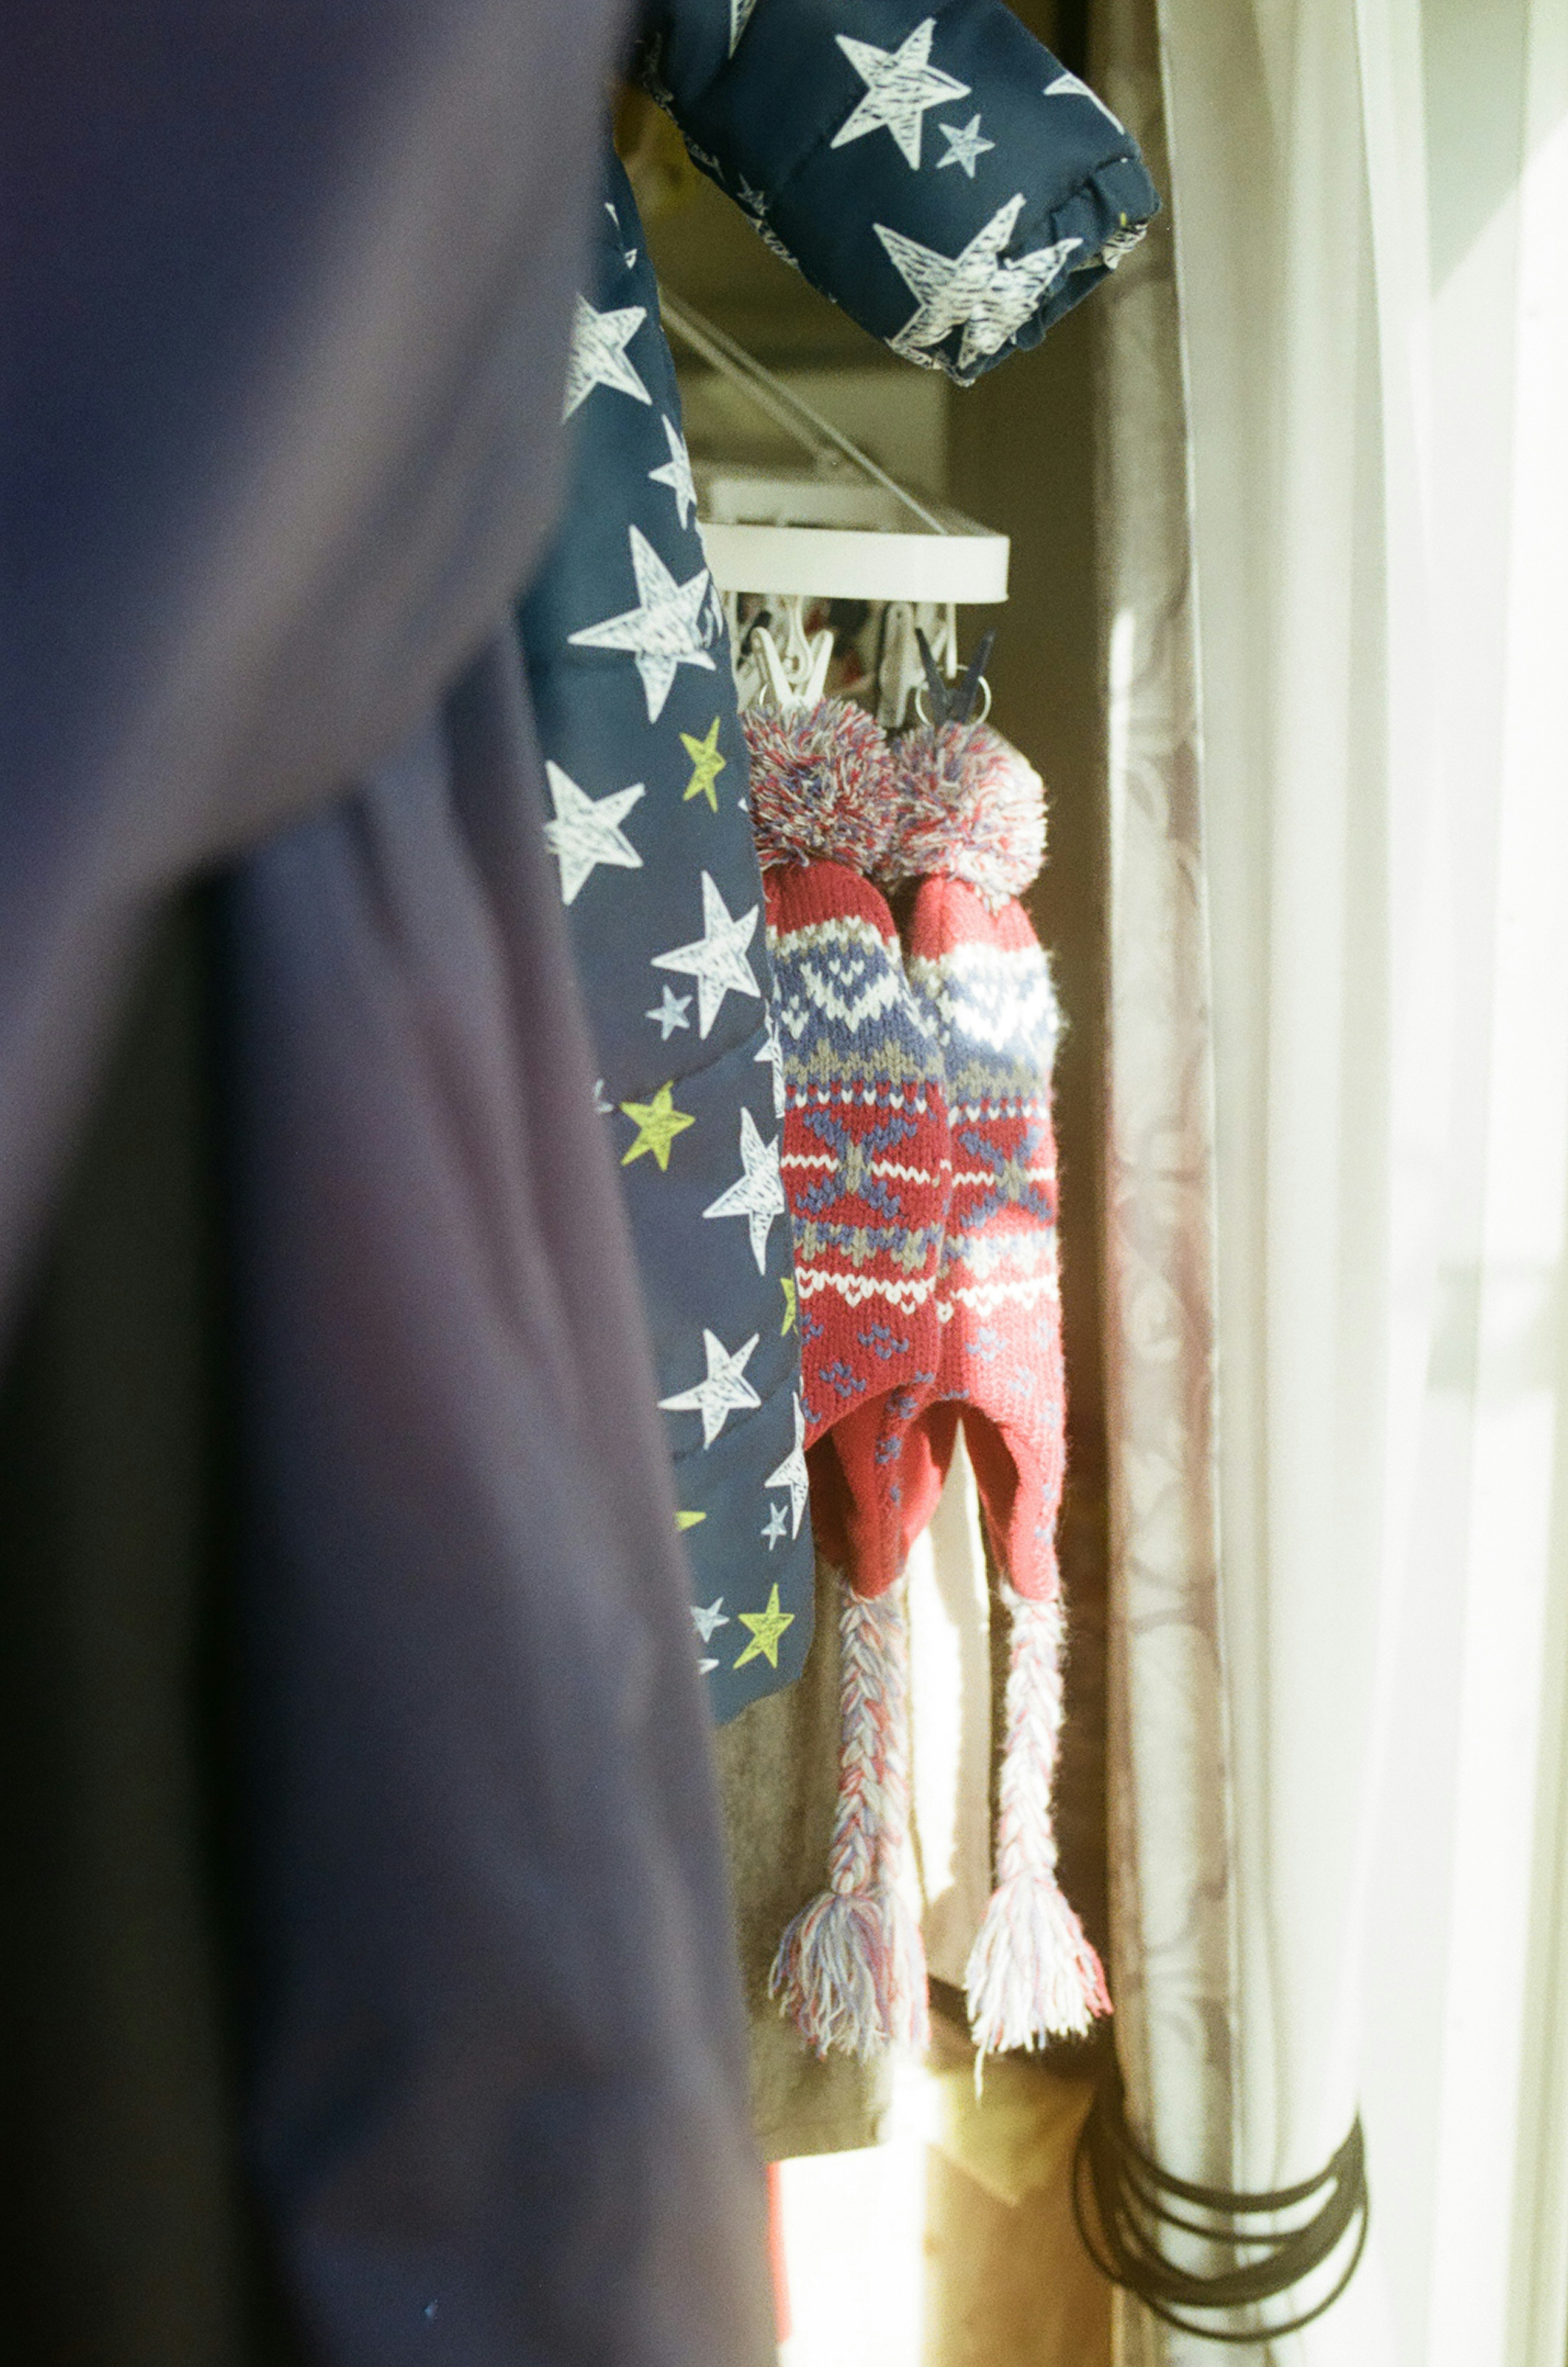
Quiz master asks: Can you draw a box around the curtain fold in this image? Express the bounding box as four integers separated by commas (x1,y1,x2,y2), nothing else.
1096,0,1568,2360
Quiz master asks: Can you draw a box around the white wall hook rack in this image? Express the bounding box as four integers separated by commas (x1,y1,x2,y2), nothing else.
660,290,1009,721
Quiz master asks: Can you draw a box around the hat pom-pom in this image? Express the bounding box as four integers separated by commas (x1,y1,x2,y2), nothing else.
882,722,1047,907
744,700,898,876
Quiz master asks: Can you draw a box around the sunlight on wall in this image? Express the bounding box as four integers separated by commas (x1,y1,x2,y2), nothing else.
777,2064,931,2367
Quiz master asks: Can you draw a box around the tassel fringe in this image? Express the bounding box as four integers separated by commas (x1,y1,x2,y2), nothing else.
966,1586,1110,2060
770,1576,928,2057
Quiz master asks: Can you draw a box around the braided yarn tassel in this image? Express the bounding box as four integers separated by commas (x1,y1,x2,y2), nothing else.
965,1584,1110,2059
870,1573,930,2052
770,1576,927,2056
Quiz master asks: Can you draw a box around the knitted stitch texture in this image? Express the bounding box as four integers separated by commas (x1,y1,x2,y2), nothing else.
881,720,1046,910
747,698,900,876
746,702,955,1598
764,860,951,1596
900,874,1066,1598
873,717,1109,2049
747,702,957,2057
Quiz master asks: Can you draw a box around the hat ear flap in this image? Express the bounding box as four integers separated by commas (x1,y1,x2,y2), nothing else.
824,1390,956,1603
957,1320,1067,1605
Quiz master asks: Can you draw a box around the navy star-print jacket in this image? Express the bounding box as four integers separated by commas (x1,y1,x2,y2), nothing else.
518,0,1156,1723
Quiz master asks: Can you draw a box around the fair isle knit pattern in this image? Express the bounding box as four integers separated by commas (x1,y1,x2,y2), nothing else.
764,860,952,1595
747,691,955,1600
753,697,1107,2056
748,702,952,2059
903,877,1066,1598
898,861,1109,2048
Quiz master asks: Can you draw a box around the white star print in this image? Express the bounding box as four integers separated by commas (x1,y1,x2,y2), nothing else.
831,18,971,171
602,198,636,267
593,1078,613,1115
1045,68,1125,134
692,1597,730,1643
762,1503,788,1550
757,1002,785,1117
648,415,698,530
729,0,762,54
561,295,651,420
568,526,715,723
542,761,644,905
875,195,1081,374
703,1108,786,1274
764,1394,809,1538
650,871,761,1037
937,111,995,179
659,1329,761,1449
646,985,693,1039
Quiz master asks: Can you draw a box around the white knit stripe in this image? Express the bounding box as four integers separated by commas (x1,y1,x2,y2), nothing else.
946,1096,1048,1121
945,1275,1060,1314
793,1085,944,1111
948,1166,1054,1189
781,1153,947,1187
795,1270,939,1310
943,1233,1058,1279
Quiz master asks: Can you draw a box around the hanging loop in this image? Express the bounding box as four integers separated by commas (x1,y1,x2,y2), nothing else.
913,673,992,730
911,622,995,730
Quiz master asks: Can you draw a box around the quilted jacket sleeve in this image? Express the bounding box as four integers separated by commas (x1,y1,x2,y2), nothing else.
630,0,1158,381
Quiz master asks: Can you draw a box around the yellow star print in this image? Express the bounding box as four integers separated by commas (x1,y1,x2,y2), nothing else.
680,717,726,811
620,1081,696,1171
675,1508,706,1532
733,1582,795,1671
780,1276,797,1334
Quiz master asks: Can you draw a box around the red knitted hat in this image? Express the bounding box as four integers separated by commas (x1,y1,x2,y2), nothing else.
884,716,1110,2053
748,703,952,1597
747,700,951,2055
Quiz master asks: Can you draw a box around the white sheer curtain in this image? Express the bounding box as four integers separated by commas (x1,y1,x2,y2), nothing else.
1094,0,1568,2361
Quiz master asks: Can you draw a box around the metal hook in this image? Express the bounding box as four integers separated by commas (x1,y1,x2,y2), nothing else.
914,625,995,729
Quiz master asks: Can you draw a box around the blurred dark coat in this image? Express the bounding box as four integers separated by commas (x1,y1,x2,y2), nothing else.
1,5,774,2362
